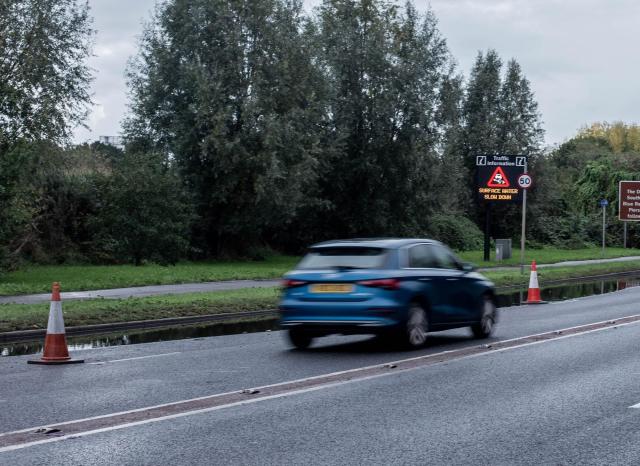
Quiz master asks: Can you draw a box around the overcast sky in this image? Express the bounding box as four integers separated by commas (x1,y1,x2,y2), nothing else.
74,0,640,148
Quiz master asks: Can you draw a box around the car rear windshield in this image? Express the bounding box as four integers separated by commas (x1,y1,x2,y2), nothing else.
296,247,388,270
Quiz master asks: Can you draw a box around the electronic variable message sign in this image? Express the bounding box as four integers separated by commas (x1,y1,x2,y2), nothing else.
618,181,640,221
475,155,527,203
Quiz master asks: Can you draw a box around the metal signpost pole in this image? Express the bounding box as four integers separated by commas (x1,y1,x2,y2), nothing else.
520,160,527,275
624,222,628,248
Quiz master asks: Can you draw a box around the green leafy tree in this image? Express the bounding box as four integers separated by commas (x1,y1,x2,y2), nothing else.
462,50,502,167
497,59,544,156
0,0,93,144
89,152,193,265
125,0,327,256
0,0,93,268
462,51,545,240
312,0,452,237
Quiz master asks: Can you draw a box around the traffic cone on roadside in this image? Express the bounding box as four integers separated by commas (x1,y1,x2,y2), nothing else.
28,282,84,365
524,261,547,305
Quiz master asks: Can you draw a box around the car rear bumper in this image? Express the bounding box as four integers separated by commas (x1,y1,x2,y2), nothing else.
279,299,405,335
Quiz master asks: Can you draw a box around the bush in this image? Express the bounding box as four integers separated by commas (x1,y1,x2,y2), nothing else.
531,213,598,250
427,214,484,251
88,152,193,265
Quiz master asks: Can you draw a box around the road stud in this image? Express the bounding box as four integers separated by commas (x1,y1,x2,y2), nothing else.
28,282,84,365
524,260,547,305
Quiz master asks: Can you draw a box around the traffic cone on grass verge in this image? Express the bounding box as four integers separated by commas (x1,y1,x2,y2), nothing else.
524,261,547,305
28,283,84,365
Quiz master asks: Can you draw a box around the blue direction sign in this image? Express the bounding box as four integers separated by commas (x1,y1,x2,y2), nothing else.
599,199,609,207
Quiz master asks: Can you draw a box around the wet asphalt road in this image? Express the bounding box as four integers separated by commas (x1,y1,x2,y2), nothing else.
2,288,640,464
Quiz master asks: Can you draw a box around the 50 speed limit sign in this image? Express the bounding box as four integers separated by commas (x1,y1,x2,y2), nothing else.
518,173,533,189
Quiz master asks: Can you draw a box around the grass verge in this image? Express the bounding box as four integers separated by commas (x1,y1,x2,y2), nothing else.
0,287,280,333
0,256,298,296
2,261,640,334
2,248,640,296
459,246,640,268
483,260,640,287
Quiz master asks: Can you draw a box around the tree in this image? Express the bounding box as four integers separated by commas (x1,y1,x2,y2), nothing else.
312,0,452,237
462,51,545,240
462,50,502,168
88,151,193,265
0,0,93,145
0,0,93,268
125,0,326,256
497,59,544,156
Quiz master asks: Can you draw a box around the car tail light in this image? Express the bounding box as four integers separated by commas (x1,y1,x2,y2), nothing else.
357,278,400,290
282,279,308,289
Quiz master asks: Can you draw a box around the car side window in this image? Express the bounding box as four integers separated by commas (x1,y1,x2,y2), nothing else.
432,245,459,270
408,245,439,268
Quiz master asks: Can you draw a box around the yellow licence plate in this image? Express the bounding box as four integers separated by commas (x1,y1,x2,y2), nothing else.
310,283,354,294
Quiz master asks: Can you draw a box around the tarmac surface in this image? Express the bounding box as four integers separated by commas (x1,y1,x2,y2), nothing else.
1,286,640,464
1,255,640,305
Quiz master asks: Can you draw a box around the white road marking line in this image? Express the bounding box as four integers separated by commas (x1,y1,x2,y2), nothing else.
629,402,640,409
2,316,640,453
88,352,181,365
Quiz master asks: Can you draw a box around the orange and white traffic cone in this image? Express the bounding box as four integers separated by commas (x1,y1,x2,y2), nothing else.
524,260,546,305
28,282,84,365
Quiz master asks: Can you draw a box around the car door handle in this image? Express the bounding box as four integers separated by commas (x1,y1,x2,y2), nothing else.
418,278,431,282
446,278,459,281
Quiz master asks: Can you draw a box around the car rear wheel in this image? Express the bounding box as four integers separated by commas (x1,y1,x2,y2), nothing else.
471,295,497,339
403,303,429,348
288,328,313,349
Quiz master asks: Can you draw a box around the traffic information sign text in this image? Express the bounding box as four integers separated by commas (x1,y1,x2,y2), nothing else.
619,181,640,221
475,155,527,203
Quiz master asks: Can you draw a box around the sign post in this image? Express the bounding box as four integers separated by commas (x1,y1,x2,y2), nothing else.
599,199,608,257
475,155,527,262
517,171,532,274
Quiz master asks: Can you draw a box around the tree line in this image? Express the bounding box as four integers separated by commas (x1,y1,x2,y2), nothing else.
0,0,636,268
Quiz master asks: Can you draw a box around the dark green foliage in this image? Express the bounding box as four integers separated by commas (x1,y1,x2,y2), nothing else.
463,50,503,165
462,50,544,240
427,214,483,251
3,0,596,265
0,0,93,270
125,0,325,256
312,1,454,238
0,0,93,144
87,152,193,265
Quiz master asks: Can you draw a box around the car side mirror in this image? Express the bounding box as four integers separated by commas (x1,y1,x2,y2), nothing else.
461,262,476,273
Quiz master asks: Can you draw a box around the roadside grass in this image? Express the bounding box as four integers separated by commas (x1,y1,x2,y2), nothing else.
2,260,640,333
482,260,640,287
0,287,281,333
0,256,299,296
1,247,640,297
459,246,640,268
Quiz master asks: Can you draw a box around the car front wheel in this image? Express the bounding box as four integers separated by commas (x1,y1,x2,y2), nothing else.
471,295,497,339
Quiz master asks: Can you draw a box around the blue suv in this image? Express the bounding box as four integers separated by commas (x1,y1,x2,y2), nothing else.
279,238,497,349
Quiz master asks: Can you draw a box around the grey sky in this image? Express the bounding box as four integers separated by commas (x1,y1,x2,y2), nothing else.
74,0,640,148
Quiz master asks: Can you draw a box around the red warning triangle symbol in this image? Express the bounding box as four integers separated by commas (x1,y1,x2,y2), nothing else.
487,166,510,188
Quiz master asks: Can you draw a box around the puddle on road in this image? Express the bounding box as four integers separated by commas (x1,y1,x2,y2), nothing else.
495,275,639,307
1,318,279,357
2,274,640,357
